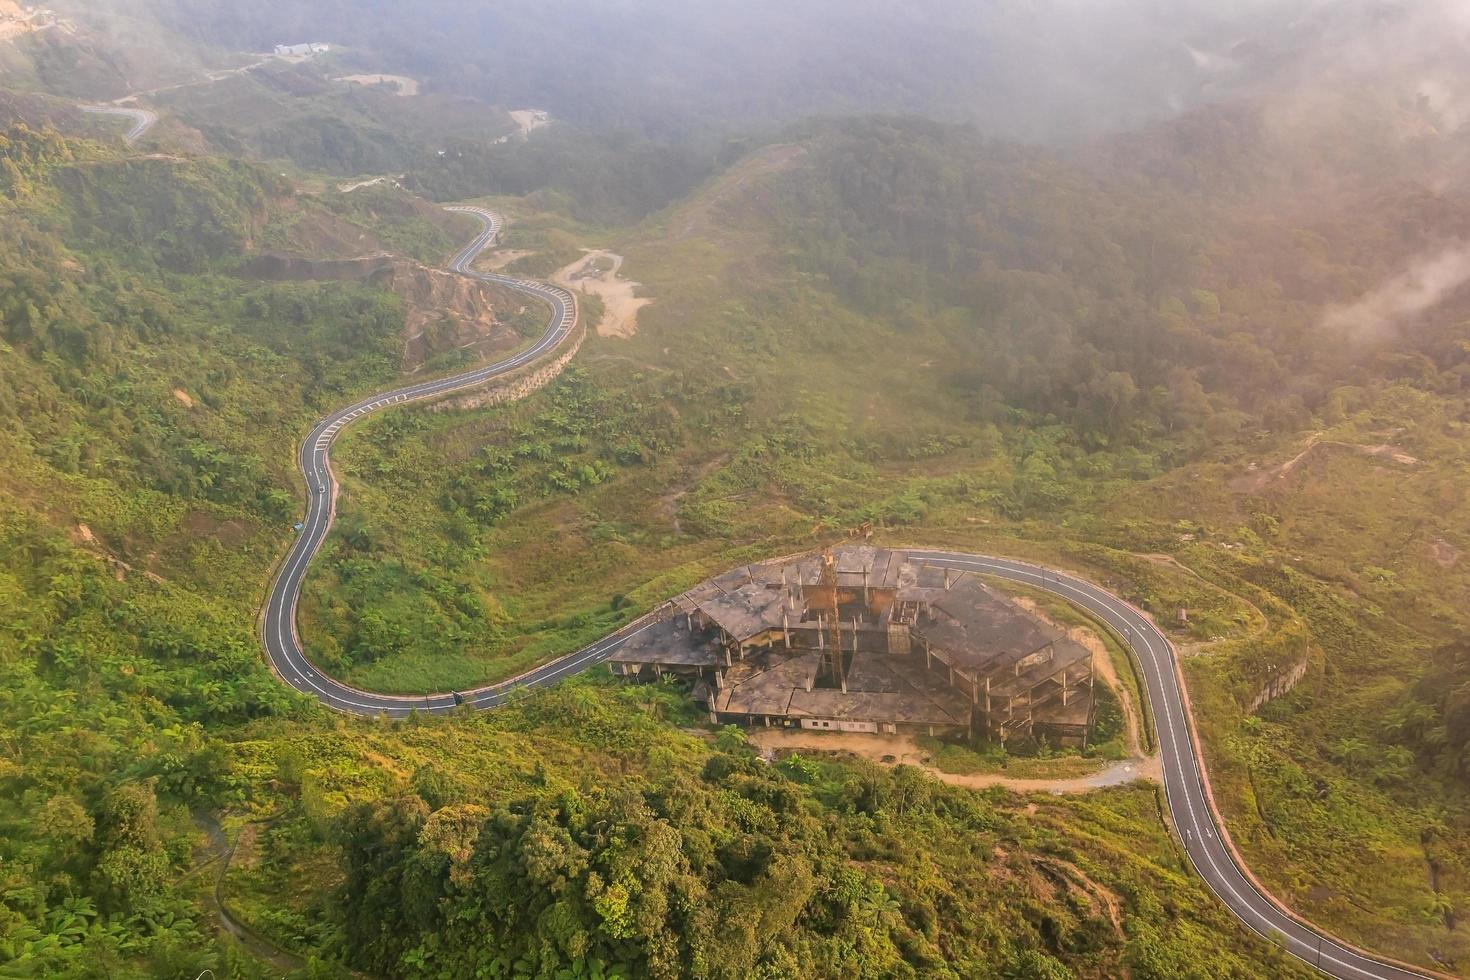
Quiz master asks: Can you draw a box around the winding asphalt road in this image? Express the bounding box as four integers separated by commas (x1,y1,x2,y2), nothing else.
81,104,158,144
259,216,1437,980
261,206,585,716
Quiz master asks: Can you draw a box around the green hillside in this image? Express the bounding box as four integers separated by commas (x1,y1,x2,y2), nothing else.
308,113,1470,971
0,117,1320,978
2,1,1469,976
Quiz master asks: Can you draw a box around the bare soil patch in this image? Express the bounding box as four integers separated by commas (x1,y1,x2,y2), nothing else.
506,109,549,137
182,510,251,549
1430,537,1462,569
337,175,404,193
0,0,46,41
553,250,652,338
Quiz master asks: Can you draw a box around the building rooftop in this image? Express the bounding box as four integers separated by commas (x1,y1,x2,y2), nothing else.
894,559,952,603
608,616,721,668
679,577,793,644
712,650,821,716
917,575,1064,674
714,649,971,728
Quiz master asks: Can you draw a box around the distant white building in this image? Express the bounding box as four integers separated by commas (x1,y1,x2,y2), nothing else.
274,42,330,57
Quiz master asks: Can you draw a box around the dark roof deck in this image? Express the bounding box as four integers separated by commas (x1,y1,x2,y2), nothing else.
682,578,793,643
608,617,721,668
714,648,971,727
915,576,1064,674
713,650,821,716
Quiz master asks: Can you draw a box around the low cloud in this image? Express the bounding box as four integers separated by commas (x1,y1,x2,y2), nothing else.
1323,244,1470,343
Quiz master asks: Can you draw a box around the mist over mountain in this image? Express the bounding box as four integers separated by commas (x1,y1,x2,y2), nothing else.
4,2,1470,978
53,0,1470,145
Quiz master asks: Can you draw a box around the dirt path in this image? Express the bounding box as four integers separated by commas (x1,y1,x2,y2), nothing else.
338,174,404,193
671,142,808,240
1231,431,1420,494
748,729,1162,794
1132,552,1273,656
553,250,651,338
192,812,306,974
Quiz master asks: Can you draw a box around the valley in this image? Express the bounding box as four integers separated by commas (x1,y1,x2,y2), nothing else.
1,2,1468,979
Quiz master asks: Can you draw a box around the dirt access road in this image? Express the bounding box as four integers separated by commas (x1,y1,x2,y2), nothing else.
748,728,1163,793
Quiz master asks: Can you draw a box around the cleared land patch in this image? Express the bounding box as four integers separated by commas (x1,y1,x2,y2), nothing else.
553,250,651,338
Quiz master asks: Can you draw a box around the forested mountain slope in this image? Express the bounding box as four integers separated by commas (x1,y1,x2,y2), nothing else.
309,102,1470,972
0,118,1319,978
2,0,1469,974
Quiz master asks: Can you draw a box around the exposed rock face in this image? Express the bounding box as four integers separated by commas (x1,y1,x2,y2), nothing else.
244,252,527,372
0,1,43,41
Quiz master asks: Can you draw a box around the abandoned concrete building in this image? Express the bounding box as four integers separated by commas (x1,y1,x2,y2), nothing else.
610,547,1098,745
